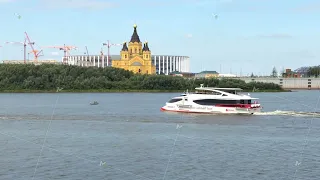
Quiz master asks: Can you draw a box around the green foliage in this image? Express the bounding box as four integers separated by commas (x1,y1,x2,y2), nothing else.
0,64,283,92
307,67,320,77
271,66,277,77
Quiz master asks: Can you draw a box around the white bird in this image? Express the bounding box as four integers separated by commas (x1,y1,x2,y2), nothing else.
212,13,218,19
14,13,21,19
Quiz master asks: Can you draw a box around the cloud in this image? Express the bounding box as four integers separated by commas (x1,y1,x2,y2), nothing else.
293,2,320,13
41,0,117,10
256,33,293,39
186,34,193,38
0,0,14,3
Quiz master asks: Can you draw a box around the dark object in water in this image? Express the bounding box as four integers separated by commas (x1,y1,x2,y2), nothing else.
90,101,99,105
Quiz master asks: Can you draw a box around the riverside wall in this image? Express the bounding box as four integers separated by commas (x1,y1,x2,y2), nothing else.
229,77,320,89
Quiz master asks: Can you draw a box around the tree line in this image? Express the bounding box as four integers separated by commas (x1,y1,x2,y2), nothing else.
269,66,320,78
306,66,320,77
0,64,282,91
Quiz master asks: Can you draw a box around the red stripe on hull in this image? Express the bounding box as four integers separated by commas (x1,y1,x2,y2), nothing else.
160,107,259,114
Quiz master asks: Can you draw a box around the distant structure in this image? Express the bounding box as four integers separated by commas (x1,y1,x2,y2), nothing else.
294,66,314,77
64,24,190,74
218,73,237,77
195,71,219,78
283,68,301,78
112,24,156,74
3,60,59,65
169,71,195,78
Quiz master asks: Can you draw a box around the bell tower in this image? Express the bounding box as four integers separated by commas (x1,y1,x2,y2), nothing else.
142,41,151,61
128,24,142,56
120,42,129,60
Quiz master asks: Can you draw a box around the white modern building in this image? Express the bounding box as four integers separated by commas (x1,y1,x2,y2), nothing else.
218,73,237,77
64,55,190,75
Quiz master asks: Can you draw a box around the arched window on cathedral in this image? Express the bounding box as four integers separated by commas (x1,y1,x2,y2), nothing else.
138,69,141,73
125,55,127,58
146,70,148,74
135,48,137,53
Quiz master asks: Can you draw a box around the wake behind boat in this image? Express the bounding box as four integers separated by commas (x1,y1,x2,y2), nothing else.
161,84,262,114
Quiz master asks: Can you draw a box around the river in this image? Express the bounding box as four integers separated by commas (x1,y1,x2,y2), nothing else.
0,91,320,180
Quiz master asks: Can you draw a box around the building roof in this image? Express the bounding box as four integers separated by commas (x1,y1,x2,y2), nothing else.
198,71,218,74
130,24,141,43
121,42,128,51
142,43,146,51
170,71,182,74
170,71,195,75
144,42,150,51
218,73,237,77
69,55,189,61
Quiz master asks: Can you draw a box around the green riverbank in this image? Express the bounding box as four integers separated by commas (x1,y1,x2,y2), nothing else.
0,64,285,93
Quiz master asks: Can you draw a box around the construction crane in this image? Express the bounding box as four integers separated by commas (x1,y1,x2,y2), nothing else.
85,46,89,56
24,32,43,63
5,32,43,64
5,40,27,63
102,40,122,67
41,44,77,64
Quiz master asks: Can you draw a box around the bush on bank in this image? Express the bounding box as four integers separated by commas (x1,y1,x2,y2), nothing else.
0,64,283,92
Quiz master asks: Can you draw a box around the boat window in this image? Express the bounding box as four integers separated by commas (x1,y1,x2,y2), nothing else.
211,92,221,95
168,98,182,103
193,99,238,105
222,94,228,96
226,91,237,94
240,99,251,104
196,91,221,95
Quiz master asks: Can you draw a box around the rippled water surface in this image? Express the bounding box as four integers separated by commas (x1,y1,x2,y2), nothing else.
0,91,320,180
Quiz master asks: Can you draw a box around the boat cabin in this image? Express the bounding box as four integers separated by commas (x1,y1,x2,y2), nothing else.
194,84,242,95
167,84,259,106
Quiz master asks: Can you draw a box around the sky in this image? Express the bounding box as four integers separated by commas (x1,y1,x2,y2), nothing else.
0,0,319,75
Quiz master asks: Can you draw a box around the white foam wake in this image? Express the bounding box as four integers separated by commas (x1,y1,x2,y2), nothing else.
255,110,320,118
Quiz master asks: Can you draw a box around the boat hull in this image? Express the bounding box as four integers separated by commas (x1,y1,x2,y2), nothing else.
160,104,261,114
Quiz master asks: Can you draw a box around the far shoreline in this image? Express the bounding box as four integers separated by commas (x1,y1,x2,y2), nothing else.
0,89,291,93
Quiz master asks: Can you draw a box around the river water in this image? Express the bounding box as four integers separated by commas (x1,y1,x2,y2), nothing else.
0,91,320,180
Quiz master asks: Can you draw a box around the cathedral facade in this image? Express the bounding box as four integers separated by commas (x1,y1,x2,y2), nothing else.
111,24,156,74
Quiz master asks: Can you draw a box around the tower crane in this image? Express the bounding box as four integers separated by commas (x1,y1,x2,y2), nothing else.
41,44,77,64
102,41,122,67
5,32,43,64
5,40,27,63
24,32,43,63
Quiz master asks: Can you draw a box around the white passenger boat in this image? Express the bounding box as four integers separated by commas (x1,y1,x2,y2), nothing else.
161,84,262,114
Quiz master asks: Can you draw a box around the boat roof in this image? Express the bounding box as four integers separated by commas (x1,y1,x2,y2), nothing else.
195,87,243,91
